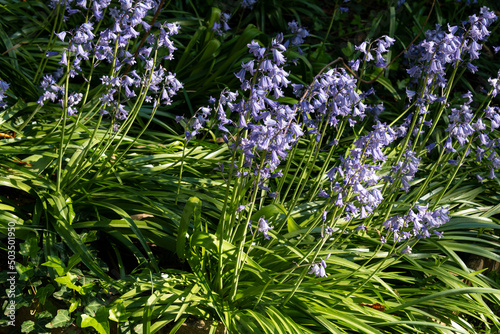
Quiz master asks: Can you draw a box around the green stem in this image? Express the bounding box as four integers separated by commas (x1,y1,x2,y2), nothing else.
431,136,474,210
313,1,337,63
34,0,67,84
56,51,71,193
307,118,347,201
229,154,267,300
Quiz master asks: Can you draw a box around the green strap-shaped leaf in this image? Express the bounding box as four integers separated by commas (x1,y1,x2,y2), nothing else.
88,201,160,273
42,194,122,288
175,283,201,322
143,291,160,334
365,70,401,100
386,287,500,314
177,196,202,259
204,7,221,44
190,231,269,281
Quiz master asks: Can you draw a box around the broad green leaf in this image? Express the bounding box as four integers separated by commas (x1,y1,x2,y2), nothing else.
190,231,269,281
109,301,128,322
20,311,52,333
387,287,500,314
204,7,221,44
37,284,55,305
175,283,201,322
19,235,41,258
55,273,82,294
277,97,299,105
21,320,35,333
143,292,160,334
69,298,80,313
45,309,71,328
41,255,66,276
80,306,109,334
177,196,202,259
15,262,33,281
176,26,205,72
0,100,27,128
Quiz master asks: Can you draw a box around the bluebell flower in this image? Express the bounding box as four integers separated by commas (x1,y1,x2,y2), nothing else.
257,217,273,240
213,12,231,36
241,0,257,9
40,0,182,127
404,8,496,108
288,20,309,46
0,80,10,109
401,246,412,254
383,206,449,243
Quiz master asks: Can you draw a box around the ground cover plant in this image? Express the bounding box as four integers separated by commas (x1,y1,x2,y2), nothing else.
0,0,500,333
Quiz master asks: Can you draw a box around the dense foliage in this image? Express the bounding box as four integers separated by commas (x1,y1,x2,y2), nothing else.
1,0,500,333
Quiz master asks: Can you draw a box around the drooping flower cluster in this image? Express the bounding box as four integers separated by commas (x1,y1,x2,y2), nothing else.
350,35,396,71
308,256,329,278
39,0,182,123
438,89,500,180
287,20,309,47
480,104,500,179
477,70,500,180
405,7,497,103
446,92,475,149
47,0,113,21
391,148,421,192
240,0,257,9
257,216,273,240
184,98,216,142
213,12,231,36
0,80,10,109
294,67,370,137
321,122,396,220
382,205,449,245
188,33,304,193
38,74,63,106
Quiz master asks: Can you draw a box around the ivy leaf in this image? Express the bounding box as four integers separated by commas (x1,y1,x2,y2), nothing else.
15,262,34,281
109,301,128,322
21,320,35,333
84,299,104,317
42,255,66,276
69,297,81,313
46,309,72,328
19,236,41,258
54,273,82,294
53,285,71,301
79,306,109,334
80,281,96,295
21,311,52,333
37,284,55,305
